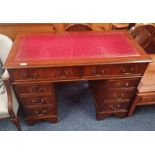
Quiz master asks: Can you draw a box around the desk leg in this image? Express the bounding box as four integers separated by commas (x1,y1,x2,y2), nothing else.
128,94,141,117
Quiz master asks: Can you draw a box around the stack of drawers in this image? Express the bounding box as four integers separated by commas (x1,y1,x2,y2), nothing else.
88,62,148,120
13,83,57,125
90,77,140,120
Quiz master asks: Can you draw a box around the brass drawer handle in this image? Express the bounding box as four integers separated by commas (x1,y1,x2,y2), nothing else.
101,69,105,74
34,110,39,115
55,71,71,78
125,82,129,87
32,73,39,79
116,82,129,88
29,86,43,92
113,93,125,100
91,69,97,75
121,68,134,75
64,71,70,78
32,98,45,104
110,104,120,110
22,72,39,79
113,94,117,98
42,109,48,114
91,68,102,76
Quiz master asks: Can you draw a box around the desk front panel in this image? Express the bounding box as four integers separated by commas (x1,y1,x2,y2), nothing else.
9,63,147,83
9,62,148,124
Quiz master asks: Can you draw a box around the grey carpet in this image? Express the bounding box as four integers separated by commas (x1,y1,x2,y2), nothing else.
0,81,155,131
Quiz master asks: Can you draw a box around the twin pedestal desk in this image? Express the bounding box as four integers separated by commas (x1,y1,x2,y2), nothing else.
4,31,151,125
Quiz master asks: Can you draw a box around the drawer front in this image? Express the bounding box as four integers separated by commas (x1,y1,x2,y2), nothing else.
82,63,147,78
21,95,55,106
107,78,140,90
10,68,54,81
140,95,155,105
54,67,79,80
101,101,131,111
105,90,134,101
14,83,53,95
10,67,79,81
82,65,107,78
24,105,56,118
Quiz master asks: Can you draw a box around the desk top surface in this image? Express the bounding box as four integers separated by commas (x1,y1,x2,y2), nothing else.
4,31,151,68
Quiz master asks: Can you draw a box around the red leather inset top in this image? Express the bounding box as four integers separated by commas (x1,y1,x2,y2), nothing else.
15,32,140,61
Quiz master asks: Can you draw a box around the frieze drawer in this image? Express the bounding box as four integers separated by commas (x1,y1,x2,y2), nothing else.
82,63,147,78
10,67,80,82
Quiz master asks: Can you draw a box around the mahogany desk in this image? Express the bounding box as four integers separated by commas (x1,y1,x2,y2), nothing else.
4,31,151,125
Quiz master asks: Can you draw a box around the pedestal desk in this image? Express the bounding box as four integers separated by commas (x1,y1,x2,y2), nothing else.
4,31,151,125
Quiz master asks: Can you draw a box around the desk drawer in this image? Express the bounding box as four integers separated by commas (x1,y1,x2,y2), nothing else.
139,94,155,105
14,83,53,95
54,67,79,80
101,101,131,111
21,95,55,106
10,67,79,81
82,63,147,78
104,90,134,101
107,78,140,90
24,105,56,118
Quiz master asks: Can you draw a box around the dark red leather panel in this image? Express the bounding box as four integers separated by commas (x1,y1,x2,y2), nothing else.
15,32,140,61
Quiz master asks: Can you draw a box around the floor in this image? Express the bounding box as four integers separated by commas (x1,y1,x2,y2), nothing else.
0,81,155,131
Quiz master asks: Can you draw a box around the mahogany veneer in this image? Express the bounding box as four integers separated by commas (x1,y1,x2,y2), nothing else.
4,31,151,124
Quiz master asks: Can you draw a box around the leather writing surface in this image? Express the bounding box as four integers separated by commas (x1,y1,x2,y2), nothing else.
15,32,140,61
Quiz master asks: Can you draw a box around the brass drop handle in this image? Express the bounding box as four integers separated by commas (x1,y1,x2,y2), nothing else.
24,72,39,79
125,82,129,87
56,71,70,79
29,86,43,92
34,110,39,115
113,93,125,100
32,99,37,103
120,93,125,98
121,68,131,75
113,94,117,98
110,104,120,110
91,68,102,76
116,104,120,108
101,69,105,74
58,71,71,79
32,98,45,104
64,71,70,78
42,109,47,114
32,72,39,79
91,69,97,75
110,105,114,109
40,98,45,103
